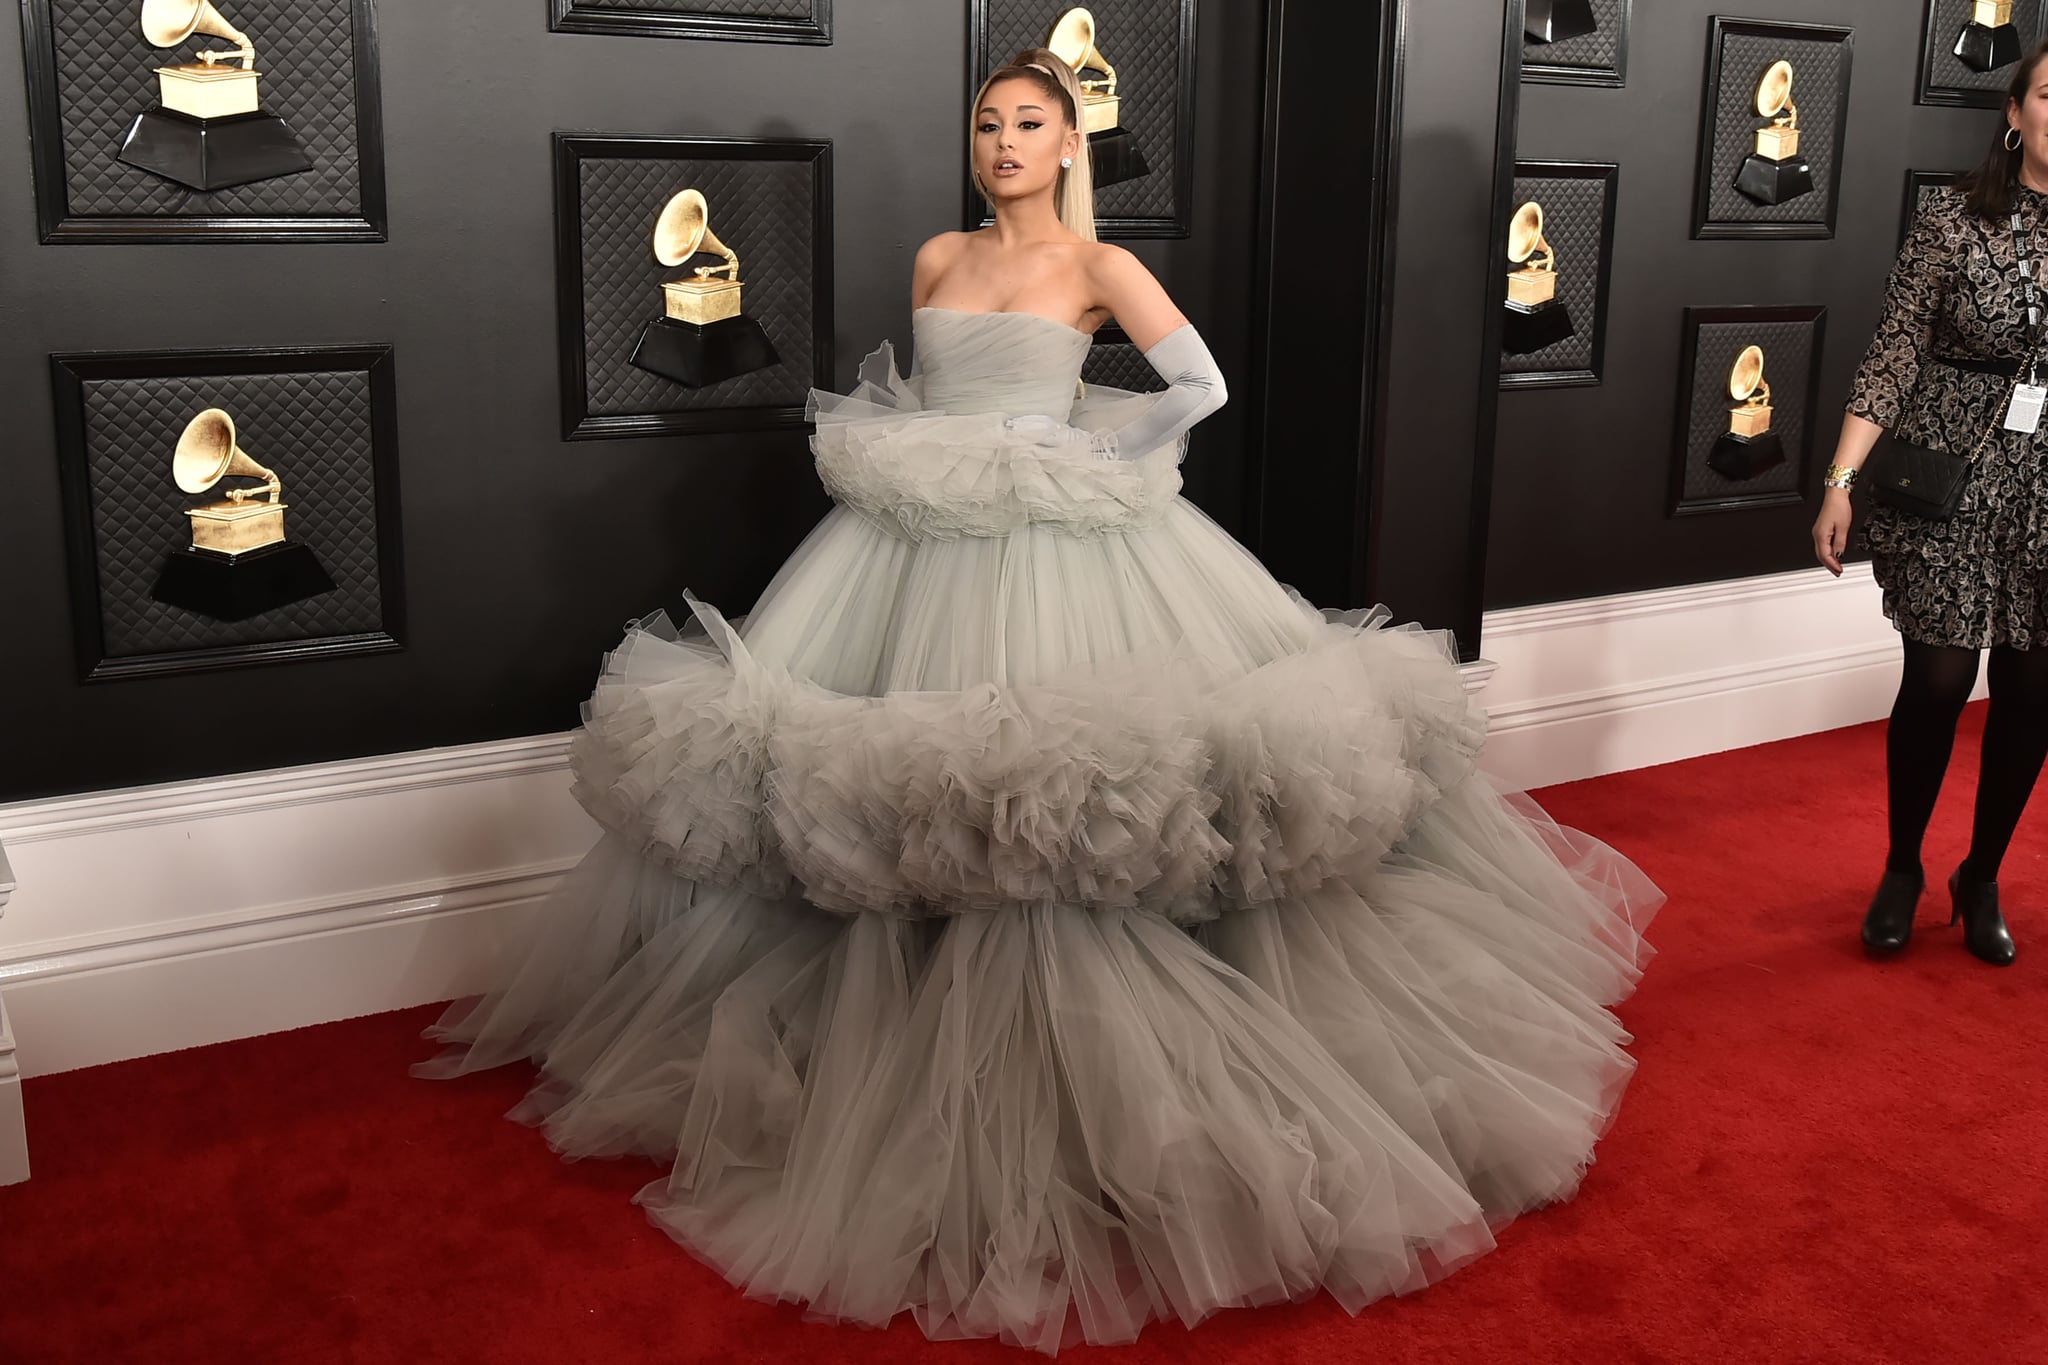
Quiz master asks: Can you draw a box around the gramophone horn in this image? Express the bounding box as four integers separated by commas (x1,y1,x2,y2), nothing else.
1755,60,1794,118
1729,345,1766,402
173,408,277,497
1507,200,1551,267
1049,8,1096,64
1048,7,1116,89
141,0,250,55
653,189,714,266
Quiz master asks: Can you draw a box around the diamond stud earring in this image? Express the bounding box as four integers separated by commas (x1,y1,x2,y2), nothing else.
1061,156,1073,167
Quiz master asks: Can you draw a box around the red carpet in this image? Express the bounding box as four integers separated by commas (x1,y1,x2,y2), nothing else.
7,706,2048,1364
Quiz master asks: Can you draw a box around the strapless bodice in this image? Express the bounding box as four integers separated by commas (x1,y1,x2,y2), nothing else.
912,307,1092,417
805,311,1189,541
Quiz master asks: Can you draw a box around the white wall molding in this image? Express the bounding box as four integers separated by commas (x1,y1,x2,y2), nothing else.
0,734,572,847
0,841,26,1184
1476,562,1952,791
0,738,594,1079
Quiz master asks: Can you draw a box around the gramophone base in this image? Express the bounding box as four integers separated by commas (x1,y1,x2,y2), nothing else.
1707,430,1787,482
115,107,315,192
1734,153,1815,207
630,314,781,389
1525,0,1598,44
151,541,335,622
1956,22,2024,73
1503,299,1576,356
1086,127,1150,189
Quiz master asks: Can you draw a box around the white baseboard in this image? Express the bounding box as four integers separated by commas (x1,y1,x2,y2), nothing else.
0,738,596,1079
0,564,1935,1086
0,844,25,1184
1476,563,1960,790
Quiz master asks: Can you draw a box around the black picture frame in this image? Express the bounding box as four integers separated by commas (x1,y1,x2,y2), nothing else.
549,0,830,44
966,0,1198,238
1669,304,1827,517
553,133,834,442
1500,160,1619,389
1523,0,1630,88
1917,0,2044,108
20,0,388,244
1692,17,1853,241
1902,168,1964,246
49,344,406,681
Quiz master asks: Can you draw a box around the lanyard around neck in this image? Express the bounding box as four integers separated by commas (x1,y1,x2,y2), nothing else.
2011,209,2044,383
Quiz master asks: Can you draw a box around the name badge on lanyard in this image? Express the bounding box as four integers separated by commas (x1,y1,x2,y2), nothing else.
2008,383,2046,434
2009,211,2046,434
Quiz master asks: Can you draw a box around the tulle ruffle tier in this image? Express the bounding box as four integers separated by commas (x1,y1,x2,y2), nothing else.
568,591,1486,923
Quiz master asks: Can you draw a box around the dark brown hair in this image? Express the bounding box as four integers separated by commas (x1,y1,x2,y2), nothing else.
1960,39,2048,217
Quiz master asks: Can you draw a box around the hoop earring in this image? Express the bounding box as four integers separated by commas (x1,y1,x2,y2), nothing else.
2009,126,2024,152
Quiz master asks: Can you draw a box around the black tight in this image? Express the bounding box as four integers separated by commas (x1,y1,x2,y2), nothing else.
1887,639,2048,883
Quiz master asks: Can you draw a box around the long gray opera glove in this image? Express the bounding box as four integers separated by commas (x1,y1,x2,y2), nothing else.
1002,323,1227,460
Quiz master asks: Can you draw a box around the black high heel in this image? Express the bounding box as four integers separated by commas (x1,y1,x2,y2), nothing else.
1949,866,2017,966
1861,869,1924,954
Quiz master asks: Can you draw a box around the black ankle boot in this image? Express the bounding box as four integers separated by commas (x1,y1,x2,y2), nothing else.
1949,866,2017,966
1862,869,1925,954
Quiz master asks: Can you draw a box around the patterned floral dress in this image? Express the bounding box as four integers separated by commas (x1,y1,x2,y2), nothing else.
1851,183,2048,649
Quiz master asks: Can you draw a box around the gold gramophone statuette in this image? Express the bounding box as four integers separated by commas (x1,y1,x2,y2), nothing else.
142,0,264,120
1727,345,1773,437
1955,1,2023,74
1753,60,1799,162
173,407,288,555
1050,8,1122,135
1505,200,1559,308
653,189,744,327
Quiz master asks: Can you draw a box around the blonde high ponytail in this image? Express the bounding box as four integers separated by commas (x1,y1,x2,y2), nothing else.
967,48,1098,242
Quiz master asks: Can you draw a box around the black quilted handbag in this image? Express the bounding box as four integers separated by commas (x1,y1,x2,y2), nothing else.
1866,344,2041,520
1863,431,1972,519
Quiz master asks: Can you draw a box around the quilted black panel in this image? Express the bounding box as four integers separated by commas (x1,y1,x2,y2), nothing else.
1501,168,1612,379
1523,0,1627,82
1702,28,1849,229
579,0,815,13
977,0,1187,225
577,155,817,417
79,370,387,656
1925,0,2045,97
46,0,365,218
1081,338,1166,392
1678,318,1818,508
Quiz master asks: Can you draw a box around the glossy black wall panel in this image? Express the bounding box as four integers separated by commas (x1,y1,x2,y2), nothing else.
1486,0,1989,611
0,1,1264,801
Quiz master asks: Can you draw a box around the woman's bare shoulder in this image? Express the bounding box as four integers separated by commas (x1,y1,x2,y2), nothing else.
915,231,974,266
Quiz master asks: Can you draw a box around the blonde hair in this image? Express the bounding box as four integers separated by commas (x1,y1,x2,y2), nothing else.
967,48,1097,242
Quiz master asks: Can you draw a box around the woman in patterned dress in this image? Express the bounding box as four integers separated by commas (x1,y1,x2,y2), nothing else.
1811,44,2048,966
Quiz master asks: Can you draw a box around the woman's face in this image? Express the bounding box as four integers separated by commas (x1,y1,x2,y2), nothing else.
974,77,1080,202
2009,67,2048,165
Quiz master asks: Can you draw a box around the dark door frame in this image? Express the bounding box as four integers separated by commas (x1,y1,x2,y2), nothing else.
1246,0,1524,661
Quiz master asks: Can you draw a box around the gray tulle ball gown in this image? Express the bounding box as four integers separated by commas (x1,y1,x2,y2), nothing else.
416,306,1663,1353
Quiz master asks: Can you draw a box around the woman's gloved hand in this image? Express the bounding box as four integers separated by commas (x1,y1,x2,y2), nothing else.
1002,413,1118,458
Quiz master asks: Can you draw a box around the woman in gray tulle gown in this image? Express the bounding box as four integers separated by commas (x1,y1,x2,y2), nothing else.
416,49,1663,1353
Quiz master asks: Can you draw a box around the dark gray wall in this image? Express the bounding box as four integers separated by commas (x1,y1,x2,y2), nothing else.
0,2,1264,801
1486,0,1992,609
